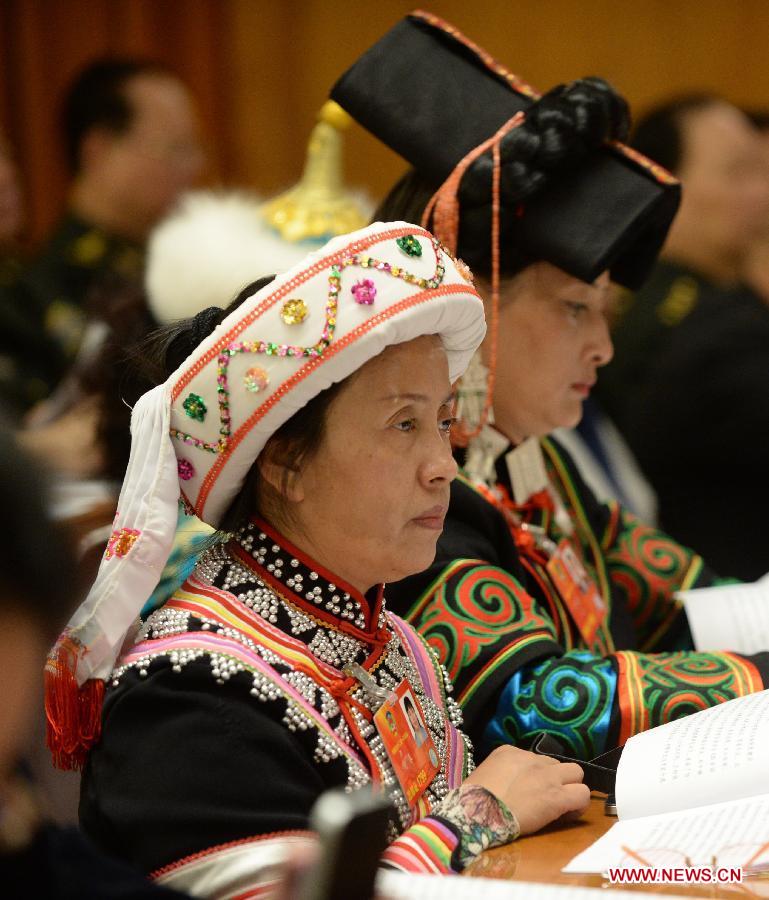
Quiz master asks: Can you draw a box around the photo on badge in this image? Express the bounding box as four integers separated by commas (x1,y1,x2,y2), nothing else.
401,691,428,747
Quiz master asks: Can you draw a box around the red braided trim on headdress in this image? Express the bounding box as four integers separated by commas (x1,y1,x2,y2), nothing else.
421,112,526,445
409,10,541,100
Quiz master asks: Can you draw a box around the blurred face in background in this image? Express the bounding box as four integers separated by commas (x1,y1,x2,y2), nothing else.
80,73,206,239
668,102,769,274
0,134,23,245
742,121,769,301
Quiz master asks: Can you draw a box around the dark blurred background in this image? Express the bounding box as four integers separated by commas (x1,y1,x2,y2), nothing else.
3,0,768,245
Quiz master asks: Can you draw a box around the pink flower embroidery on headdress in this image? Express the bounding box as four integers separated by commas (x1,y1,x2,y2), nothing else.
351,278,377,305
177,458,195,480
104,527,141,560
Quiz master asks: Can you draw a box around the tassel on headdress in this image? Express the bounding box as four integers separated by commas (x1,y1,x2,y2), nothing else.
44,633,104,771
421,111,525,447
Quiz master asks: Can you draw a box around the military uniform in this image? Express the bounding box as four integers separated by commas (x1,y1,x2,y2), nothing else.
387,438,769,760
598,260,769,579
14,212,143,398
0,253,66,413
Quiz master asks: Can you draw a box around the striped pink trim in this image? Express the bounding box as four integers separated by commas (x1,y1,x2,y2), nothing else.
381,817,457,874
174,576,348,682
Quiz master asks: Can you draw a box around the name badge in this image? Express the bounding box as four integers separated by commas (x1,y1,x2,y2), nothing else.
546,539,607,646
374,680,440,805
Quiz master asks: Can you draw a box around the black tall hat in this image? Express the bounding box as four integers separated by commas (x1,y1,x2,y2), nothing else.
331,11,680,289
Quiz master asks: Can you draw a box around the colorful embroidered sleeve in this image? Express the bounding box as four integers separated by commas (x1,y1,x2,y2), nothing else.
601,504,715,651
483,646,768,759
401,560,561,739
381,785,519,874
541,438,718,653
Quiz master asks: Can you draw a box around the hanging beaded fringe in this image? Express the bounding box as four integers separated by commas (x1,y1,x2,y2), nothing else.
44,632,104,771
421,110,526,446
453,352,491,445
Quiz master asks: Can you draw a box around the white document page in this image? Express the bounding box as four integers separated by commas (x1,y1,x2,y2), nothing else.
615,689,769,819
679,576,769,654
564,793,769,874
379,870,674,899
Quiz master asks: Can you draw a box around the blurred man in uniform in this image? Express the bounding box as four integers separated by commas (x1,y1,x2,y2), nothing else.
17,59,205,398
598,96,769,578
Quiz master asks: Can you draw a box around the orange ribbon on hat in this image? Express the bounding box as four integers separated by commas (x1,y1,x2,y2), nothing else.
421,111,526,445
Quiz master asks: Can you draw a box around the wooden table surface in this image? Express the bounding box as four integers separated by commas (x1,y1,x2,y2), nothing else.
464,797,769,898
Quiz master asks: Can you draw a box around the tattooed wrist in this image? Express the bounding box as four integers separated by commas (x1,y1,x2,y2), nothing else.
432,784,520,870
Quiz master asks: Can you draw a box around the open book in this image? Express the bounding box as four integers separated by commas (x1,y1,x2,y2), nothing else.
564,689,769,875
677,575,769,653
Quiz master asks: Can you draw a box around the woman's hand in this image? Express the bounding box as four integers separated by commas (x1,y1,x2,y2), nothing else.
464,745,590,834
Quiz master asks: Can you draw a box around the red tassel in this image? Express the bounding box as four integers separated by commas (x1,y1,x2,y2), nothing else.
44,632,104,771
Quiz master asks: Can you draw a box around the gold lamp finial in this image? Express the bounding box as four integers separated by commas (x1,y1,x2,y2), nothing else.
262,102,368,243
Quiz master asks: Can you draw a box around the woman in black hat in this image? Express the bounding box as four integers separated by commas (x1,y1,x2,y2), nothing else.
332,12,769,763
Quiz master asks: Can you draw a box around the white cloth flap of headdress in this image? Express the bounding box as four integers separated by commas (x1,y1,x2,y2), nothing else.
68,383,180,682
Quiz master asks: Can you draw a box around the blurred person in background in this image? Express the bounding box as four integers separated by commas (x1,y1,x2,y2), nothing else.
0,133,65,413
13,59,204,583
0,423,189,897
20,102,370,605
597,96,769,579
16,58,205,403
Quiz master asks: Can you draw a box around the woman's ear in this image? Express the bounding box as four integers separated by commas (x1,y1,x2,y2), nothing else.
257,452,305,504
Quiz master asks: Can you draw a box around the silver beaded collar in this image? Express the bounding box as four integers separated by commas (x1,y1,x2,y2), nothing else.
234,520,372,632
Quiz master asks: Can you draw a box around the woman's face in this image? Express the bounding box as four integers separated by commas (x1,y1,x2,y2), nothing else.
282,335,457,593
481,262,613,442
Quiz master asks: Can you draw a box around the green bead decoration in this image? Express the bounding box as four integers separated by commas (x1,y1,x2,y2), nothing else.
182,392,207,422
396,235,423,257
